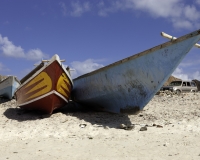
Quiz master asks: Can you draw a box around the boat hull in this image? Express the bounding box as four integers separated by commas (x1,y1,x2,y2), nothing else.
15,55,73,114
0,76,20,100
72,29,200,113
19,91,69,114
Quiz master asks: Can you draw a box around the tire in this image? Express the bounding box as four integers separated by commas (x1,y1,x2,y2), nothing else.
176,90,181,95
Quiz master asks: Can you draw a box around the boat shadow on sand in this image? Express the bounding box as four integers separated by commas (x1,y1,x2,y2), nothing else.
3,108,51,121
56,101,140,129
0,97,11,104
3,101,140,129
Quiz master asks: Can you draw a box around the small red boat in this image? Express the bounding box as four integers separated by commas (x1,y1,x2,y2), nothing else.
15,54,73,114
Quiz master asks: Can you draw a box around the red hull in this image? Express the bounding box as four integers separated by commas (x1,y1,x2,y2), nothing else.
19,92,67,114
15,55,73,114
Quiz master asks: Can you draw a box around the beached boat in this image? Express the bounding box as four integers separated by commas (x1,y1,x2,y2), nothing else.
15,54,73,114
71,29,200,113
0,76,21,100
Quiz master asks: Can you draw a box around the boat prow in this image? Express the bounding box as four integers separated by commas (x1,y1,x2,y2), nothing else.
71,29,200,113
15,54,73,114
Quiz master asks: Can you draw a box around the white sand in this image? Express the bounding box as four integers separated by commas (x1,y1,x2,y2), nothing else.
0,92,200,160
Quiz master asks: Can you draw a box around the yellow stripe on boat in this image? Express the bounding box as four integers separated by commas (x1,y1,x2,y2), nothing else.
57,73,70,97
25,72,52,100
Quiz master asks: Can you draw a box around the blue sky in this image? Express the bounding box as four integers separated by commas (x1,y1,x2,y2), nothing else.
0,0,200,80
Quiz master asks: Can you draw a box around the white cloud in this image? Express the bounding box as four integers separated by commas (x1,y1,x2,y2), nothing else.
70,1,91,17
59,1,91,17
172,19,193,30
134,0,200,30
98,0,182,17
98,1,122,17
26,49,47,61
196,0,200,5
0,35,25,58
0,34,48,61
172,67,200,81
172,67,190,80
70,59,104,78
97,0,200,30
129,0,182,18
59,2,67,16
59,0,200,29
183,5,199,21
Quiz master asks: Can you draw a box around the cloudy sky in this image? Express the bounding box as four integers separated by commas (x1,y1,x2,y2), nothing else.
0,0,200,80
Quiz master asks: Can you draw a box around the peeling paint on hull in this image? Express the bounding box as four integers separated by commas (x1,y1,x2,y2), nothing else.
72,29,200,113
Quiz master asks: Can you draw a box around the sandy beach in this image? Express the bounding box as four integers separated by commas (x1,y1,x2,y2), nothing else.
0,92,200,160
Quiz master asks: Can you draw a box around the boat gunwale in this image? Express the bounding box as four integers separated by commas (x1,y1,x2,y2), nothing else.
0,76,11,84
17,54,73,90
74,29,200,80
13,76,21,85
20,62,44,84
0,76,20,88
0,75,9,82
